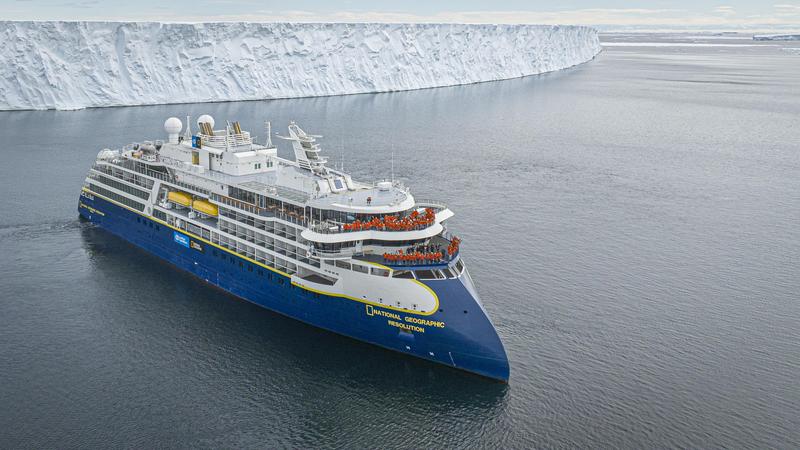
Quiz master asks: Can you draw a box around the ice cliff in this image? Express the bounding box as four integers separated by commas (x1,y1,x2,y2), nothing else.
0,21,601,110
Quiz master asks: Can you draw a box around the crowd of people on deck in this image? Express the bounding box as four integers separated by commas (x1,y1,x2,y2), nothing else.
382,237,461,265
342,208,436,232
447,237,461,256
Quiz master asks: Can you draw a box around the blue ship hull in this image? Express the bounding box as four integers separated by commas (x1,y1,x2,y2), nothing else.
78,191,510,382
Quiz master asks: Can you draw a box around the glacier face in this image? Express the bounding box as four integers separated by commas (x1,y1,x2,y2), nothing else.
0,21,601,110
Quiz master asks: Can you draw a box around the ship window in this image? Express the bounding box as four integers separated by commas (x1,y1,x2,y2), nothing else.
371,268,390,277
455,260,465,273
258,269,263,276
239,261,243,268
335,260,351,270
392,270,414,279
415,270,437,280
248,265,253,272
433,270,445,279
137,217,141,223
352,264,368,274
442,267,457,278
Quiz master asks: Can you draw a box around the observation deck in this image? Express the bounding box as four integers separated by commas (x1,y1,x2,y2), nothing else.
301,201,453,244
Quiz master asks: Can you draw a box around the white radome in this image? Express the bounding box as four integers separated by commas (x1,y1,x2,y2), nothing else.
164,117,183,134
197,114,215,129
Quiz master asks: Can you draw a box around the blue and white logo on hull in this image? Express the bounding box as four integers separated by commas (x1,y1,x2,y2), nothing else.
173,231,190,248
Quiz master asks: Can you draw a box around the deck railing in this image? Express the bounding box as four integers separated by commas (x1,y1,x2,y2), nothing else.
210,193,308,226
307,219,436,234
413,199,448,211
305,199,448,235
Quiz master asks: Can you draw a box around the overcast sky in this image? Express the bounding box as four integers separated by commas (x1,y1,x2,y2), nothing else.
2,0,799,29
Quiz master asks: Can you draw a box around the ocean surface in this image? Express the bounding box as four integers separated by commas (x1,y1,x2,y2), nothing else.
1,33,798,448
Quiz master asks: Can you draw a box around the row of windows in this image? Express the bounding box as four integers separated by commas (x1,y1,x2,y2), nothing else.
228,186,303,218
218,218,308,264
314,238,426,254
125,160,211,196
93,165,155,190
214,247,284,282
324,259,465,280
89,184,145,212
180,215,300,274
91,174,151,200
218,207,305,245
207,248,320,299
153,209,168,221
135,215,161,231
212,234,302,274
326,260,390,277
158,205,311,275
411,267,459,281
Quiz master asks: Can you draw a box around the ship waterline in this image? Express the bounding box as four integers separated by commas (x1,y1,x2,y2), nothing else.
78,116,510,381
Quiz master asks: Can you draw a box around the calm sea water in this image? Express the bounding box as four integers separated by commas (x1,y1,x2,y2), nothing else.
1,34,798,448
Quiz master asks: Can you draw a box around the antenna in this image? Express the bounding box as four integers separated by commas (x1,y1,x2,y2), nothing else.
225,121,230,152
184,115,192,141
265,121,273,148
340,136,344,172
391,150,394,183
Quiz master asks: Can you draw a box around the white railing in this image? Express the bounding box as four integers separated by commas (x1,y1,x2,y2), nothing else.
211,193,308,226
414,199,448,211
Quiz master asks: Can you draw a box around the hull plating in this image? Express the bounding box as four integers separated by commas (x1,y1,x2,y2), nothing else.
78,192,510,381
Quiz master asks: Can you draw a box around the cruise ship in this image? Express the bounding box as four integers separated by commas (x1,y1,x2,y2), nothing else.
78,115,510,381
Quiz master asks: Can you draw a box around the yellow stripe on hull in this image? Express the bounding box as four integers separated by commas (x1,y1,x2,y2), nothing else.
82,187,439,316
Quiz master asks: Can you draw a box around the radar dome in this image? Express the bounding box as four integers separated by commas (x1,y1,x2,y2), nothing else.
164,117,183,135
197,114,215,129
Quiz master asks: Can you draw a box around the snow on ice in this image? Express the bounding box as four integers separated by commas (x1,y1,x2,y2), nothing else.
0,21,601,110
